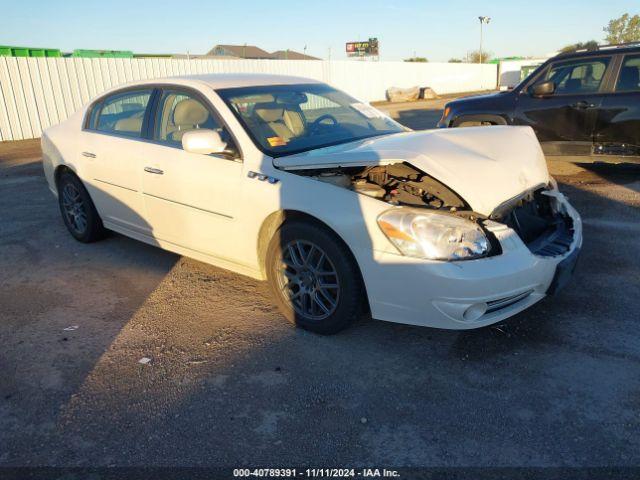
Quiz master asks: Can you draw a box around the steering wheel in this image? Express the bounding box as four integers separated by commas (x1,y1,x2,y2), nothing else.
309,114,338,133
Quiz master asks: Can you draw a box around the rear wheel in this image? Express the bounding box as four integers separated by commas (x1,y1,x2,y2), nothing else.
266,221,365,334
57,171,106,243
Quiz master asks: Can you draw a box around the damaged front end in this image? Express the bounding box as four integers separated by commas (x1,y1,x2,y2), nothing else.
489,185,577,258
291,162,496,261
289,161,579,267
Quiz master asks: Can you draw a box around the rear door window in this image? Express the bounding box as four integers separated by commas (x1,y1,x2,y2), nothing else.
615,55,640,92
545,57,611,94
93,90,153,137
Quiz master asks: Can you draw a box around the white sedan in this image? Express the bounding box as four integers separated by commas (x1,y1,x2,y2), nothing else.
41,74,582,334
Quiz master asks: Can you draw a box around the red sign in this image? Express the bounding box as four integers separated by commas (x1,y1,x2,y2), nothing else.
345,38,379,57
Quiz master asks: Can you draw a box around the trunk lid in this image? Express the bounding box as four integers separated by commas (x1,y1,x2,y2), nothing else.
274,126,549,216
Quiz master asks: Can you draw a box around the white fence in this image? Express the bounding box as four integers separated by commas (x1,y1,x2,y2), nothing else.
0,57,497,142
498,58,547,89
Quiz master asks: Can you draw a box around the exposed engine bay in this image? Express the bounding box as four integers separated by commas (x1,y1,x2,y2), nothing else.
298,162,467,211
293,163,574,258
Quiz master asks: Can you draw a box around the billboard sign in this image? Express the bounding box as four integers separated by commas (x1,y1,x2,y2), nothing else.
345,38,379,57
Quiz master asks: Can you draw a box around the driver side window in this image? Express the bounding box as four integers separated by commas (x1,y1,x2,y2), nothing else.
544,58,611,95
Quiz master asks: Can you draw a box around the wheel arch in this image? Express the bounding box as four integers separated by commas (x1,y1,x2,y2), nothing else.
452,113,509,127
54,165,104,224
54,164,79,187
256,209,369,310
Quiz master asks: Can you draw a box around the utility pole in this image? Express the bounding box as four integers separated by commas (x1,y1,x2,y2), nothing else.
478,16,491,64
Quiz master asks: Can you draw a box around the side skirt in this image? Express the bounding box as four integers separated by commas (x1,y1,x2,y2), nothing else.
102,220,265,281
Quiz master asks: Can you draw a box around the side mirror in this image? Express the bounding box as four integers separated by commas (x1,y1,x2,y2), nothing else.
530,80,555,97
182,129,228,155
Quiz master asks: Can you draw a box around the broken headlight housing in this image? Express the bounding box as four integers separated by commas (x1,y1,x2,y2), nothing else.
377,209,490,261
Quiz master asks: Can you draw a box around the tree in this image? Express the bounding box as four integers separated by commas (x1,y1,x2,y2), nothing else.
448,58,463,63
604,13,640,44
467,50,492,63
404,57,428,62
560,40,599,52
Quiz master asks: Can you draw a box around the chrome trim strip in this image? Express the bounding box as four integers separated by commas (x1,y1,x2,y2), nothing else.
486,289,534,312
93,178,138,193
142,192,233,219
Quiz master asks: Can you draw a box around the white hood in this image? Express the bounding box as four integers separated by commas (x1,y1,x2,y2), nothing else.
274,126,550,216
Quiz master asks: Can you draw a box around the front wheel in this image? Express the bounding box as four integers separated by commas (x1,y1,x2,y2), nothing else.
266,221,365,334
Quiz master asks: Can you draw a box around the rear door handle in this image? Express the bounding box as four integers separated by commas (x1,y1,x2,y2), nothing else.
144,167,164,175
82,151,96,158
571,101,596,109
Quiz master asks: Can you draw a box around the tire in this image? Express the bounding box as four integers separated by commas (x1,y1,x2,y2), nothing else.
266,221,365,334
57,171,106,243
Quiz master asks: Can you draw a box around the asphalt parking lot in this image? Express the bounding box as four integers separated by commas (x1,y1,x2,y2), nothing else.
1,97,639,469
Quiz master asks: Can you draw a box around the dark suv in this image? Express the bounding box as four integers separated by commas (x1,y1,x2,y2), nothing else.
438,44,640,163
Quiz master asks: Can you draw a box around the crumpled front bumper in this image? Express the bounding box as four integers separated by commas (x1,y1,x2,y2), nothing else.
362,192,582,329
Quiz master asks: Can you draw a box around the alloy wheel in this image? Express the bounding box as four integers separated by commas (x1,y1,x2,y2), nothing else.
61,183,87,235
276,240,340,320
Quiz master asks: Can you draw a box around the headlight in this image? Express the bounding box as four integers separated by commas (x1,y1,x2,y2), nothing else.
440,106,451,124
377,209,490,261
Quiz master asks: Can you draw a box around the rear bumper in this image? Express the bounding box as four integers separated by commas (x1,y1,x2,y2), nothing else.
362,193,582,329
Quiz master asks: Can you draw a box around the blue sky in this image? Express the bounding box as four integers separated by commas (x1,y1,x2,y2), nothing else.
0,0,637,61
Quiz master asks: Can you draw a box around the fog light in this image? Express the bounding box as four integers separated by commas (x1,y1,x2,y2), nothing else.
463,302,488,322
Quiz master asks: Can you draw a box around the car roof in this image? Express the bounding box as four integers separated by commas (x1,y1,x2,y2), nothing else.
554,43,640,60
122,73,323,91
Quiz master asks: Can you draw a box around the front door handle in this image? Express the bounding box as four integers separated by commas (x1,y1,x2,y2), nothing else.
82,151,96,158
144,167,164,175
571,101,596,109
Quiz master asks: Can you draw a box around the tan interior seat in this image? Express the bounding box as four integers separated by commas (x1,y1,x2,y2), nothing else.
114,112,144,134
253,103,305,142
168,98,210,142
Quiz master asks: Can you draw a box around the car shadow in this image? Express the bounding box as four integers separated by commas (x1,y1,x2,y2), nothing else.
573,162,640,193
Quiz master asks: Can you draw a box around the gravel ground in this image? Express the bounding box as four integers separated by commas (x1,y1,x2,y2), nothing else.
1,98,639,470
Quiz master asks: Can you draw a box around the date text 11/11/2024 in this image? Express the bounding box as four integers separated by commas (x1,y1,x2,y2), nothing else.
232,468,401,478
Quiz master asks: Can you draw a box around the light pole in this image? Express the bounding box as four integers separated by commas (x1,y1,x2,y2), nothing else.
478,16,491,64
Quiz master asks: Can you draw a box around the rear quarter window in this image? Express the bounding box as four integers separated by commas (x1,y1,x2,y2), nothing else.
88,89,153,137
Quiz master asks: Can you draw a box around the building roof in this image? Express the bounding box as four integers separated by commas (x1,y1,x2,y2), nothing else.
207,44,274,59
271,50,320,60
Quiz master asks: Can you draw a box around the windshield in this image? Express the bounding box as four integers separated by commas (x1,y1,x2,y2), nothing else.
217,83,405,157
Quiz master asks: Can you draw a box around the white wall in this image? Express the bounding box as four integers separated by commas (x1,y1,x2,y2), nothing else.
0,57,497,141
498,59,547,89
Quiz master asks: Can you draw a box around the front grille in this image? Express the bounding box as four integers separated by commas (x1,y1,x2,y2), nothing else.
486,290,534,314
